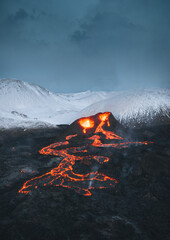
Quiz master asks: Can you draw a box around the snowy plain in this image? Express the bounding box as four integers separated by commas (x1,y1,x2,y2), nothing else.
0,79,169,129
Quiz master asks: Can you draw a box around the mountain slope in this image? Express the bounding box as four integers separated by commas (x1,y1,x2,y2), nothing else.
0,79,169,129
0,79,114,128
78,89,170,127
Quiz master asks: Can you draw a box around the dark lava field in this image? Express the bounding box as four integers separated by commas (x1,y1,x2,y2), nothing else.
0,114,170,240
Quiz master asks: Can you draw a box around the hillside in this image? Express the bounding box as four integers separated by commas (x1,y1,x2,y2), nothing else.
0,79,169,128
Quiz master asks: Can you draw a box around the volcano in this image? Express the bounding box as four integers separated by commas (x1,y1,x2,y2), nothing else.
0,111,170,240
0,79,169,129
19,112,152,196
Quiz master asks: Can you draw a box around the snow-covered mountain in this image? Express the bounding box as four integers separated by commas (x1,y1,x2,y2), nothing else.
78,89,170,127
0,79,169,129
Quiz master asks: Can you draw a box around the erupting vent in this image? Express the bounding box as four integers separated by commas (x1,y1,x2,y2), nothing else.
19,112,152,196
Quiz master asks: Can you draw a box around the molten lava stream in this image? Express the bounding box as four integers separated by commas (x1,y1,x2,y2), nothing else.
18,112,153,196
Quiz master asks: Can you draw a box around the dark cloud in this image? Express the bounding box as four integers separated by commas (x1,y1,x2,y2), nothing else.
0,0,170,92
10,8,29,21
71,30,88,42
70,0,170,89
71,11,143,51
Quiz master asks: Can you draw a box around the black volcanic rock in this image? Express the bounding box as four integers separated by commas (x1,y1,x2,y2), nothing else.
0,117,170,240
63,112,124,137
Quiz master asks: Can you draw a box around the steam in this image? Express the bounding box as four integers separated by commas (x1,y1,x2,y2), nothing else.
88,164,99,189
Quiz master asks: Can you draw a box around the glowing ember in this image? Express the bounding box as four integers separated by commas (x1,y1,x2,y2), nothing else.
79,118,95,133
18,112,153,196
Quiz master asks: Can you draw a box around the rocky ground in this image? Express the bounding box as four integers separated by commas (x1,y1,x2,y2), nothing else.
0,120,170,240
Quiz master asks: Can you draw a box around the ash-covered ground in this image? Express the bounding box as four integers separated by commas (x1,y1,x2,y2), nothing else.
0,119,170,240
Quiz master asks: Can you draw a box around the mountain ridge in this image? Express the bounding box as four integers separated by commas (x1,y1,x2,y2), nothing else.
0,78,169,129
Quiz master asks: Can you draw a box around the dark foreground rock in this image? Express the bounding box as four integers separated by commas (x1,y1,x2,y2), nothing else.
0,115,170,240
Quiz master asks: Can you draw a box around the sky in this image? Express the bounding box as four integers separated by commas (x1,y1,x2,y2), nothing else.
0,0,170,92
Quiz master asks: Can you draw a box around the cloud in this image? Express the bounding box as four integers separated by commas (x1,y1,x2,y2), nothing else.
71,11,143,50
10,8,29,21
69,0,170,89
0,0,170,92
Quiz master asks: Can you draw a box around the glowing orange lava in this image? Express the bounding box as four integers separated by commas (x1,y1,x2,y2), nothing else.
79,118,95,133
18,112,153,196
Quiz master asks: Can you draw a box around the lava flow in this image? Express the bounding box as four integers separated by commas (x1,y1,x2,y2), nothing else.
19,112,153,196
